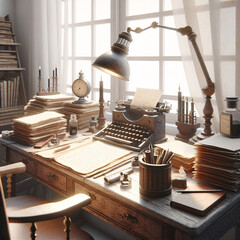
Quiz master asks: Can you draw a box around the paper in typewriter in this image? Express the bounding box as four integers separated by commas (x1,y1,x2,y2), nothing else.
54,141,132,176
131,88,162,110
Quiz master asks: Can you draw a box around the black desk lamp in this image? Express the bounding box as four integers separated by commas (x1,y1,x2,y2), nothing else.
92,21,215,137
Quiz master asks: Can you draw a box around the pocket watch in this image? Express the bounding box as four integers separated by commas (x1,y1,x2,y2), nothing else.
72,71,92,104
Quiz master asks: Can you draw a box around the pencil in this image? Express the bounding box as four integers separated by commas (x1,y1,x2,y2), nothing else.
56,122,60,138
175,190,223,193
54,144,70,153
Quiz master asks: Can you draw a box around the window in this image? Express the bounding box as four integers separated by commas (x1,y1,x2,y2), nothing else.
119,0,190,124
61,0,238,126
61,0,113,104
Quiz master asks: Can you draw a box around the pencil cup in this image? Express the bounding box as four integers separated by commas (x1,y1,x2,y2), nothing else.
139,158,172,197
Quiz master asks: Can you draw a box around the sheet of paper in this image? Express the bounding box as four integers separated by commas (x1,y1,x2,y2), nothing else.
156,140,196,159
34,93,75,102
54,141,132,175
13,111,64,127
196,133,240,152
130,88,162,110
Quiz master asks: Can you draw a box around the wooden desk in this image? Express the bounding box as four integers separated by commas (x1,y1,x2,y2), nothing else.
1,136,240,240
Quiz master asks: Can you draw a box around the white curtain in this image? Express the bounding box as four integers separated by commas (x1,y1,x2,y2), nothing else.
171,0,239,133
26,0,62,98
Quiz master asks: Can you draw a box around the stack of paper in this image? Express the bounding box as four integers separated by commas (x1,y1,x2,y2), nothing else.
62,102,99,130
24,94,75,115
193,133,240,192
155,140,196,173
13,111,67,146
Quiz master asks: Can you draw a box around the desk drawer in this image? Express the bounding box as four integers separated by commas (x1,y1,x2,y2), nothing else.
37,164,67,193
75,182,168,240
9,151,36,175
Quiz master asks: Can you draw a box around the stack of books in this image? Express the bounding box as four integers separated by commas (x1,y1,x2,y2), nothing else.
194,133,240,192
155,140,196,173
62,102,99,130
24,94,75,115
13,111,67,146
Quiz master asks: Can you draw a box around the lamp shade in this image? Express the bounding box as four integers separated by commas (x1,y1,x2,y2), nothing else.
92,31,132,81
92,51,129,81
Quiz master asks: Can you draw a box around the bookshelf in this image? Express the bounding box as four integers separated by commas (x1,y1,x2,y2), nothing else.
0,15,27,128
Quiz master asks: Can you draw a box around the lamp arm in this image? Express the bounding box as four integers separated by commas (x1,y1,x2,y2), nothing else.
127,22,215,96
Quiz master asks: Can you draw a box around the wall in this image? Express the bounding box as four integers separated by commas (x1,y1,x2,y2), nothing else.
0,0,14,21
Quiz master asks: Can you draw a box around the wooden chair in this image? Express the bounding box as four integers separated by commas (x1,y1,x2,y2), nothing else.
0,162,94,240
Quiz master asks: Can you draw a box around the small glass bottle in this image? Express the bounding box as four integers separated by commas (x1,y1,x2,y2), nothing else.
220,97,240,137
89,116,97,133
69,114,78,136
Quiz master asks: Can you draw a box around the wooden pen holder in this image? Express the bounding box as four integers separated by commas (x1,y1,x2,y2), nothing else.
139,158,172,197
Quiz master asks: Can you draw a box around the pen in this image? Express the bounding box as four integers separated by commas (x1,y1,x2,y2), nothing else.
175,190,223,193
165,152,174,164
144,150,151,163
156,150,162,164
149,143,154,164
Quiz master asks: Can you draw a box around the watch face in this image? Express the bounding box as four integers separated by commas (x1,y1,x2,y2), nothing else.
72,79,89,97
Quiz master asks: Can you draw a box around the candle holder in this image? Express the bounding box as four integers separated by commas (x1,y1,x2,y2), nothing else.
37,76,59,96
175,121,200,143
96,77,106,130
37,66,59,95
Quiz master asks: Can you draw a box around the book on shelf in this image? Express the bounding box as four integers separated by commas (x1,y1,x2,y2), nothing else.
0,21,11,28
0,75,20,108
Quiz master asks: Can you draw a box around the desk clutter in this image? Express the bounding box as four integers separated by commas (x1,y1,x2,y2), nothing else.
193,133,240,192
36,140,133,178
155,140,195,173
171,182,226,216
175,87,200,142
94,88,170,151
62,101,99,130
24,93,75,115
94,121,153,151
12,111,67,146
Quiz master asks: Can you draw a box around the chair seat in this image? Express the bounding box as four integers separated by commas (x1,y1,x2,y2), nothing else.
6,195,94,240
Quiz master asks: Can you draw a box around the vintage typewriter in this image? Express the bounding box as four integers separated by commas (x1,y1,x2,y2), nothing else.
94,100,170,151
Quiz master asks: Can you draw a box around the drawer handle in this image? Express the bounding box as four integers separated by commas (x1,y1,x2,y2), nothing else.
47,173,59,183
120,212,138,224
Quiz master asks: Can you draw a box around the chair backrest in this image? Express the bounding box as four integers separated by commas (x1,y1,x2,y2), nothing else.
0,178,11,240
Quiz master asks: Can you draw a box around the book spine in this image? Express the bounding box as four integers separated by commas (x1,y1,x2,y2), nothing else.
3,80,7,108
10,80,13,107
12,77,16,106
15,76,20,106
0,82,3,108
7,80,11,107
